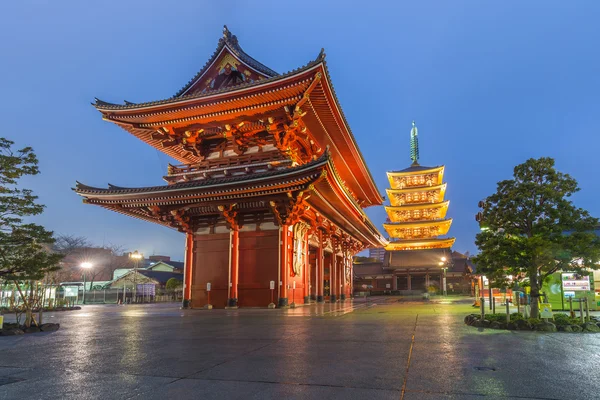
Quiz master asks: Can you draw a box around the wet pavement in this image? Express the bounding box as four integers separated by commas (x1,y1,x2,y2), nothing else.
0,297,598,399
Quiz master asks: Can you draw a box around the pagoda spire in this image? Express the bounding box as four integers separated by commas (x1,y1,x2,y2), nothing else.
410,120,419,165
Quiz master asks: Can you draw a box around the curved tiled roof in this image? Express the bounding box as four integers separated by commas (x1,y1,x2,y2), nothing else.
93,57,322,112
390,164,443,174
74,152,330,196
174,25,279,97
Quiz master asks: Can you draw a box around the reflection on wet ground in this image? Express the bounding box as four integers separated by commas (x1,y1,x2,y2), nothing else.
0,297,598,399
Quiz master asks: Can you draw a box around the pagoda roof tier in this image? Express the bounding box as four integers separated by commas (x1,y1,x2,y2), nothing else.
385,238,455,251
383,218,453,239
387,165,444,190
91,28,382,207
388,164,444,175
385,201,449,222
73,152,386,248
386,184,447,207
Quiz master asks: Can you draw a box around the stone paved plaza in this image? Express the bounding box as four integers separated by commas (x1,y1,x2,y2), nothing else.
0,298,598,399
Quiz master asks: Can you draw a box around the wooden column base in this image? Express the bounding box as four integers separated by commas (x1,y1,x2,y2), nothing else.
227,298,238,308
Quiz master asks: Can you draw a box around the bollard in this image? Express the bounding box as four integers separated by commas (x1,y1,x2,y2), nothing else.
569,297,574,318
480,297,485,320
585,297,590,322
579,299,584,323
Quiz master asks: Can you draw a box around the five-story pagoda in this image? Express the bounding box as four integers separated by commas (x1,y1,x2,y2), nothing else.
383,122,455,251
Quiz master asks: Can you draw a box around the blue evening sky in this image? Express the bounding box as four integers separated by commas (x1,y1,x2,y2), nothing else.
2,1,599,260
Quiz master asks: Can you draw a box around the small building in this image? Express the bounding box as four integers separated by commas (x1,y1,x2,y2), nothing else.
109,270,183,289
146,261,183,274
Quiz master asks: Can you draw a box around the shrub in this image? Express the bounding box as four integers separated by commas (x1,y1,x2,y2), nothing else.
165,278,182,291
511,312,524,320
553,313,580,326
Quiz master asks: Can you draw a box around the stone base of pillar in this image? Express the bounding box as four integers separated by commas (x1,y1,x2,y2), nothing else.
303,296,310,304
226,298,238,309
330,295,337,302
317,295,324,303
180,299,190,309
310,294,316,301
340,294,346,301
278,297,289,307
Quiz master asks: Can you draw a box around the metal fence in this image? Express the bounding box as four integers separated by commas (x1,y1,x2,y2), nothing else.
0,286,183,308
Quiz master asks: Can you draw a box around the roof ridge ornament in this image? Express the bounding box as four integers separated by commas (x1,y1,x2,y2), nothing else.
222,25,238,46
317,48,326,61
410,120,419,165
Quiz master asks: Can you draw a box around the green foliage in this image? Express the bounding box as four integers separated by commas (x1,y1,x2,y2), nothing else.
0,139,62,327
165,277,182,290
0,138,62,281
511,312,524,320
473,157,600,318
552,313,581,326
485,313,525,322
484,313,508,323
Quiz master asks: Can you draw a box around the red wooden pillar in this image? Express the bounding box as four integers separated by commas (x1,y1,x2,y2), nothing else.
278,225,290,307
304,231,310,304
228,228,239,308
183,232,194,308
331,253,338,302
317,230,324,302
341,254,347,300
349,256,354,298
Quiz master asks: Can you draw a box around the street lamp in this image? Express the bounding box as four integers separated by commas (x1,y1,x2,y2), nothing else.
80,262,92,305
129,251,143,303
439,258,448,297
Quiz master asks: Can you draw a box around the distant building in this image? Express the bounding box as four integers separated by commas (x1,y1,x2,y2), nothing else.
368,248,386,262
109,270,183,289
354,250,475,295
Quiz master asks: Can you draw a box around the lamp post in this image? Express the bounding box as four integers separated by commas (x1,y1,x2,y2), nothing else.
439,256,448,297
129,250,143,303
80,262,92,305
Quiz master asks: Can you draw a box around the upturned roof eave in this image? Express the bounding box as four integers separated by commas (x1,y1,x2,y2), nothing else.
387,165,444,175
74,152,330,199
93,59,322,113
383,218,453,229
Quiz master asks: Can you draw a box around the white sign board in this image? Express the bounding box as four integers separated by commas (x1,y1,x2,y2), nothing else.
562,273,590,291
206,282,211,292
270,281,275,290
385,284,391,289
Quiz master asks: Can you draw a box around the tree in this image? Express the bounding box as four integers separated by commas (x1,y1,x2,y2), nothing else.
52,234,92,255
46,234,93,284
0,138,62,326
165,277,182,290
473,157,600,318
